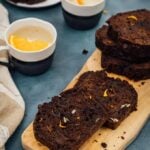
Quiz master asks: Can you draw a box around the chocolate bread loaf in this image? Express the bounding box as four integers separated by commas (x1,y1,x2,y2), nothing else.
96,25,150,62
96,9,150,80
10,0,46,4
33,89,108,150
74,71,137,129
101,53,150,81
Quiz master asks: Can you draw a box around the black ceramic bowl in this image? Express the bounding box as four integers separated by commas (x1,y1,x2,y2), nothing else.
62,0,105,30
4,18,57,76
9,54,54,76
62,8,102,30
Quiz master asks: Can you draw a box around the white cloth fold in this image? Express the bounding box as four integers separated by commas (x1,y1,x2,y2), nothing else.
0,5,9,46
0,4,25,149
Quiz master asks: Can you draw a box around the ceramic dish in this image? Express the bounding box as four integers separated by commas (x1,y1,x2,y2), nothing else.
62,0,105,30
0,18,57,75
6,0,60,8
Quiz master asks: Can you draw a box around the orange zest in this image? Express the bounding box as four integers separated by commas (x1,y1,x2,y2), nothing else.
9,35,49,52
127,15,138,21
77,0,84,5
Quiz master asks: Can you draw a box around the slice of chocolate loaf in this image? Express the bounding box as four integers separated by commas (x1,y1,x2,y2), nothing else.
107,9,150,58
74,71,137,129
33,71,137,149
96,25,150,62
33,89,108,150
10,0,46,4
101,53,150,81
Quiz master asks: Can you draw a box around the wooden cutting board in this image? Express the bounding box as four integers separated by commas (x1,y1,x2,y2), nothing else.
22,49,150,150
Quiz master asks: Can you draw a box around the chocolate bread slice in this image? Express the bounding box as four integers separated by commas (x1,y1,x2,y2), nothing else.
107,9,150,58
74,71,137,129
33,89,108,150
101,53,150,81
96,25,150,62
10,0,46,4
33,71,137,149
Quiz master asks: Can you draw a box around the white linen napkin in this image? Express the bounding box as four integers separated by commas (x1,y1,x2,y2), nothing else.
0,4,25,150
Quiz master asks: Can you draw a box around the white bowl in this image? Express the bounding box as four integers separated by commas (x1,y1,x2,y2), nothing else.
5,18,57,62
62,0,105,17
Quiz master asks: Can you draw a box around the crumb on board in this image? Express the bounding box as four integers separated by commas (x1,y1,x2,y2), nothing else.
101,142,107,148
121,136,125,140
93,139,98,143
141,81,145,85
82,49,88,55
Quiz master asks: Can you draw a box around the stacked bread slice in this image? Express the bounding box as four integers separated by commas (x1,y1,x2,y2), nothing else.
96,9,150,81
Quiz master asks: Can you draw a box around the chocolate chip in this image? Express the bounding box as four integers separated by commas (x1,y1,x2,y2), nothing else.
93,140,98,143
121,136,125,140
82,49,88,55
141,81,145,85
101,142,107,148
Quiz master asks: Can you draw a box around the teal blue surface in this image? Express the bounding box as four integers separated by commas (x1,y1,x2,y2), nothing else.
0,0,149,149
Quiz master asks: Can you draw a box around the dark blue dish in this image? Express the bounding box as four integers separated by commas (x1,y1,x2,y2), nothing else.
8,54,54,76
62,8,102,30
